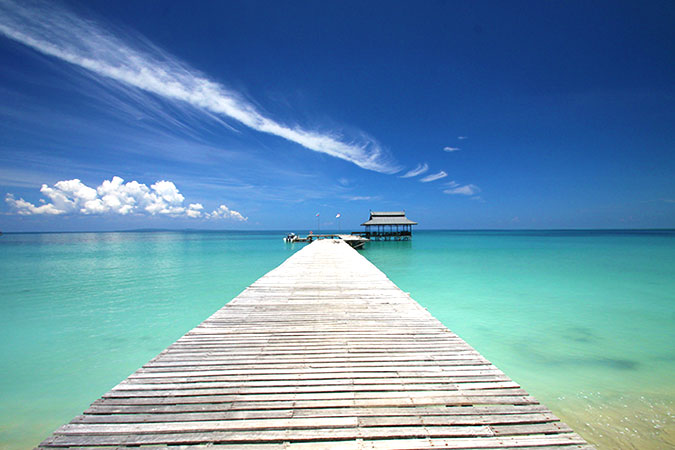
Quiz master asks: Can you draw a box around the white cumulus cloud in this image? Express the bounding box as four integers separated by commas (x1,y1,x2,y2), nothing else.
5,194,63,215
0,0,399,174
420,171,448,183
444,184,481,196
400,163,429,178
207,204,247,221
443,146,460,152
5,176,247,221
186,203,204,218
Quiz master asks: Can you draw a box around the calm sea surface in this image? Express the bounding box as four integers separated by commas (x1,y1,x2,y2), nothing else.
0,230,673,449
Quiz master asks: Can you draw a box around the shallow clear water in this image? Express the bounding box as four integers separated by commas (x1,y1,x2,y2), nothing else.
0,231,299,449
362,231,675,449
0,230,673,448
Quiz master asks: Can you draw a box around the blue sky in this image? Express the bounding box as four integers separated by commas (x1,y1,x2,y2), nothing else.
0,0,673,231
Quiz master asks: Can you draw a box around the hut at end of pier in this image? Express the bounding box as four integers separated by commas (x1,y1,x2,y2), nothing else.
358,211,418,240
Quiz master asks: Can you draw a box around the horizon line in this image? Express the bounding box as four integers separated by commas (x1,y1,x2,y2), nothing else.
2,227,674,235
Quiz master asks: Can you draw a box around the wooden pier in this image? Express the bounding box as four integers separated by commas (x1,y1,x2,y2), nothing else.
288,234,368,249
39,239,591,449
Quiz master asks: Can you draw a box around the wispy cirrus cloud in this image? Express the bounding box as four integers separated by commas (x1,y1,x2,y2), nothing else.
444,184,480,196
345,195,379,201
5,176,247,220
0,0,399,174
458,136,468,140
400,163,429,178
420,171,447,183
443,146,460,152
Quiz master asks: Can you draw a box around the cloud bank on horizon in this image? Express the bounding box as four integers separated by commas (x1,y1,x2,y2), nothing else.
5,176,247,221
0,0,399,174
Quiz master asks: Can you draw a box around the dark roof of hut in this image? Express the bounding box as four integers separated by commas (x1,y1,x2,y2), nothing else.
361,211,418,226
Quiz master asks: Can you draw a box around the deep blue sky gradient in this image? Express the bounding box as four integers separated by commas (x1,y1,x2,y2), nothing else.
0,0,673,231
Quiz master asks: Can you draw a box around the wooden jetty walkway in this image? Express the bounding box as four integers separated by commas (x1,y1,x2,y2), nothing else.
40,239,592,449
286,234,369,249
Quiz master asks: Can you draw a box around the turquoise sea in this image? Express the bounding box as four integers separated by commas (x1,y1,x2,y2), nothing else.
0,230,673,449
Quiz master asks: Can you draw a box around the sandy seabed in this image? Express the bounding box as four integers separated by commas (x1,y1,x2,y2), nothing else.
555,392,674,449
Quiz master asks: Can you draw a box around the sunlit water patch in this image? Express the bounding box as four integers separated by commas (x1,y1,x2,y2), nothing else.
361,230,675,449
0,230,673,449
0,231,300,449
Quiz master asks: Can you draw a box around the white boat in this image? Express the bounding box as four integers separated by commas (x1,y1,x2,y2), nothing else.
283,232,297,243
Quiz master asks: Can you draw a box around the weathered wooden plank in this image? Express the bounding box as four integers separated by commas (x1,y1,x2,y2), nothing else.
84,404,550,416
102,387,528,398
91,392,536,406
38,240,591,449
118,377,513,389
110,382,520,394
145,355,494,364
55,416,359,434
43,425,495,445
74,411,557,425
115,376,513,388
129,367,503,378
